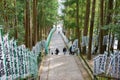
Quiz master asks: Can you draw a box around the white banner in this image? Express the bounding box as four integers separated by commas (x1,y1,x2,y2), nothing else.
93,35,98,46
106,54,114,75
73,39,78,48
93,55,103,75
0,32,40,79
0,32,6,80
13,41,19,79
100,52,107,73
18,46,22,76
23,49,27,77
118,52,120,78
93,57,98,75
21,45,25,78
9,39,15,79
3,34,12,80
82,36,89,47
103,35,108,45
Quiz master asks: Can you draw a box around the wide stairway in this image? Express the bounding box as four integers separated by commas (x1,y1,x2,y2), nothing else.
39,30,85,80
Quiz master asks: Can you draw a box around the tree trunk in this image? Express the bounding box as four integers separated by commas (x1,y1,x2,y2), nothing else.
3,0,8,33
42,28,44,39
118,40,120,50
38,5,43,41
39,27,42,40
110,34,114,52
45,27,47,39
88,0,96,60
68,28,70,38
73,27,75,40
33,0,37,46
82,0,91,54
44,26,46,39
99,0,104,54
25,0,30,48
76,0,80,49
106,0,114,53
106,0,113,24
14,0,18,39
24,9,26,37
102,0,108,52
37,21,40,41
30,3,33,49
66,28,69,39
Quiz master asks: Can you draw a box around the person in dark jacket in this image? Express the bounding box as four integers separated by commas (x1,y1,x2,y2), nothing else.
69,46,72,55
63,47,67,55
55,48,59,55
69,46,74,55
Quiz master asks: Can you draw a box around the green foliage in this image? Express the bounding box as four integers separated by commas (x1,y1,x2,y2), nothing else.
61,0,86,29
1,0,119,46
38,0,59,27
102,9,120,40
61,0,76,28
0,0,15,25
17,24,25,45
0,0,59,45
16,0,25,24
0,0,25,44
103,23,120,40
69,33,76,41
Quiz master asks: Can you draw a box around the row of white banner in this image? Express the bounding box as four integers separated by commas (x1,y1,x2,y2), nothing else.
81,35,114,47
0,33,44,80
93,51,120,78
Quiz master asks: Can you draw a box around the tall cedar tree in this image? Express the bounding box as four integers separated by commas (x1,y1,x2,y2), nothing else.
4,0,8,32
99,0,104,54
118,40,120,50
82,0,91,54
25,0,30,48
107,0,114,53
33,0,37,46
14,0,18,39
76,0,81,51
88,0,96,60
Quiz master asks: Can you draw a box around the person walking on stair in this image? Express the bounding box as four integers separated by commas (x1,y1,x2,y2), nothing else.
69,46,74,55
55,48,59,55
63,47,67,55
